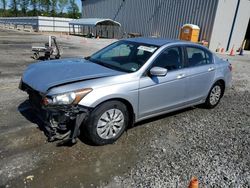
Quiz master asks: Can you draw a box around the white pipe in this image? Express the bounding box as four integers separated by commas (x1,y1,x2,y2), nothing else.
49,35,51,47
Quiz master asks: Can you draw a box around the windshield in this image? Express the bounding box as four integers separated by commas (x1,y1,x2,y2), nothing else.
89,41,158,73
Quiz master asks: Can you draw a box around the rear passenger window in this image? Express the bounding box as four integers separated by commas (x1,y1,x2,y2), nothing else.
153,47,183,71
186,47,212,67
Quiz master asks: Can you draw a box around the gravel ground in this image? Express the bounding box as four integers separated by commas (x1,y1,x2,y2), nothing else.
104,56,250,188
0,28,249,188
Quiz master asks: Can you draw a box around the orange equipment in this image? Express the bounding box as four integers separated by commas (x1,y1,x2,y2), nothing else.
188,177,199,188
180,24,200,43
229,45,235,56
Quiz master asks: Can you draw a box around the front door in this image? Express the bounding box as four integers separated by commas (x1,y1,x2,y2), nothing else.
138,46,188,119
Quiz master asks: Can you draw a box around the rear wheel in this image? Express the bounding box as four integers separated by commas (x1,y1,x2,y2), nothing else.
84,101,129,145
204,82,224,108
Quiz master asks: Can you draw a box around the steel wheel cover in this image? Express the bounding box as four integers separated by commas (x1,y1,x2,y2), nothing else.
209,85,221,105
97,109,125,139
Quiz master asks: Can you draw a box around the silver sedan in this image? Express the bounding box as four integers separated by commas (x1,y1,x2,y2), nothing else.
20,38,232,145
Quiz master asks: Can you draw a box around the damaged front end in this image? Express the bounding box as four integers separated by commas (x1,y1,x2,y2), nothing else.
41,104,89,144
20,81,91,144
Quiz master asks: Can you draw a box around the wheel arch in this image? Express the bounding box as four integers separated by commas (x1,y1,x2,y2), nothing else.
213,79,225,96
92,98,136,128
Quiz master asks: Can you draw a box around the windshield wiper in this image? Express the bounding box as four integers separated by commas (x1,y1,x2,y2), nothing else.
89,58,107,67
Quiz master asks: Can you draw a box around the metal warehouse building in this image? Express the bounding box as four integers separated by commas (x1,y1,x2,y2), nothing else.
81,0,250,52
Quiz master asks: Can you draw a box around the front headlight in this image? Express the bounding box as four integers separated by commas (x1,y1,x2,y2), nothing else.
52,92,76,105
43,88,92,105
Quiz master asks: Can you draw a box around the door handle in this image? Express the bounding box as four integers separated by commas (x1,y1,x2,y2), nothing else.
208,67,215,72
177,74,186,79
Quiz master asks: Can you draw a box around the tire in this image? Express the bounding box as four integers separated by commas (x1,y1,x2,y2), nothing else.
84,101,129,145
204,82,224,109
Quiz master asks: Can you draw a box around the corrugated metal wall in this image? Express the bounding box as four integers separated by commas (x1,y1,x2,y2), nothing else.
82,0,219,42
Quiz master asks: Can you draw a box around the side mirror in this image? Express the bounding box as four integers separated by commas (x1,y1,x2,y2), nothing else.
150,67,168,77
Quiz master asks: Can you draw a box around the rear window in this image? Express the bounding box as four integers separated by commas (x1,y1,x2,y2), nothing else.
186,47,212,67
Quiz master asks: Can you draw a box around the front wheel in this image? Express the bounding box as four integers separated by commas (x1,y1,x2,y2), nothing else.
84,101,129,145
204,83,224,108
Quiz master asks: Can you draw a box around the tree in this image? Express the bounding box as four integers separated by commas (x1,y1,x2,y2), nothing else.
0,0,7,16
37,0,44,13
1,0,81,17
68,0,79,18
51,0,57,16
30,0,38,15
10,0,19,16
1,0,6,10
41,0,50,16
58,0,67,16
19,0,29,16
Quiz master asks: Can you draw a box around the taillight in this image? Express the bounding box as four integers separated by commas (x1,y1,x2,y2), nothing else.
228,63,232,72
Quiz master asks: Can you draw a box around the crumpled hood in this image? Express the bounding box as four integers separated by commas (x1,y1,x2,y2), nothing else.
22,58,122,93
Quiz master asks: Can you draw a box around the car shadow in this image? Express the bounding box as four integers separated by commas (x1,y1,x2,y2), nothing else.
17,100,92,146
18,100,48,136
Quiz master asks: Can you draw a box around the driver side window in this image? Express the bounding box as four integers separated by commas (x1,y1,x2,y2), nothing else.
153,47,183,71
101,44,132,59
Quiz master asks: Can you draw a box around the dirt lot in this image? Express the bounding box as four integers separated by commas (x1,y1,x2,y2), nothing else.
0,29,249,188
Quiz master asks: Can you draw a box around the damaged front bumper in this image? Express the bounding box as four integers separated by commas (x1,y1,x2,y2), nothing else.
41,105,90,144
20,81,91,144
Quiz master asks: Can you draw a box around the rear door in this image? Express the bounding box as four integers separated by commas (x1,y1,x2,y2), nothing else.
184,46,215,103
138,46,188,118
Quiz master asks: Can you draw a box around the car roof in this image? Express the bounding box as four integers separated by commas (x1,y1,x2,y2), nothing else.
123,37,181,47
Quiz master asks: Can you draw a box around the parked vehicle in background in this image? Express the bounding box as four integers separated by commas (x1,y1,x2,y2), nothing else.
19,38,232,145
